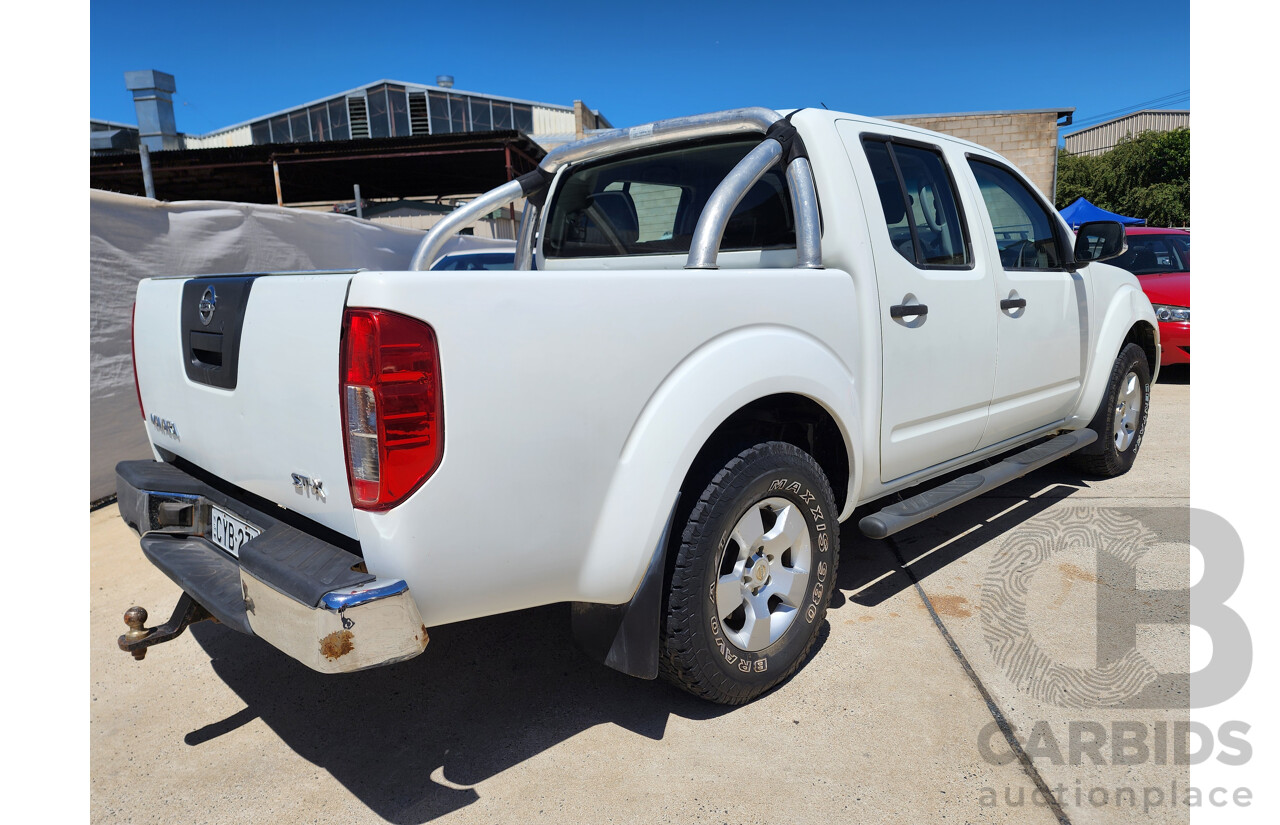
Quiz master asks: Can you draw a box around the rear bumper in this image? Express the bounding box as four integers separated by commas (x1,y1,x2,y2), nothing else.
115,460,428,673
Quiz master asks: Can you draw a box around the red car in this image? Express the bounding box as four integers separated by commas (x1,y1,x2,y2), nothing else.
1110,227,1190,366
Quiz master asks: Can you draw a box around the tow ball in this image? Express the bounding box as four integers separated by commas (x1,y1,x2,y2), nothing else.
118,593,215,660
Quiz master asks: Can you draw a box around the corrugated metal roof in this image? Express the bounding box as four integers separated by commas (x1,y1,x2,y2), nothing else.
195,78,580,139
90,118,140,131
1063,109,1190,138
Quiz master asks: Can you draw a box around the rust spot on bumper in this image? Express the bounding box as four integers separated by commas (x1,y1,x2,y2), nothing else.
320,630,354,660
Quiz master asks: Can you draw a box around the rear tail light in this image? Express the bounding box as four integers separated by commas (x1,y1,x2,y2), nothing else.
340,308,443,510
131,303,144,419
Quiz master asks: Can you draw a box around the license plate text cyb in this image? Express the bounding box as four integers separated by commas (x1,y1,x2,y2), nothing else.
210,506,260,557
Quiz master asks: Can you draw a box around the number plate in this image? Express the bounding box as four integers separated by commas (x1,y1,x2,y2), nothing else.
209,504,261,558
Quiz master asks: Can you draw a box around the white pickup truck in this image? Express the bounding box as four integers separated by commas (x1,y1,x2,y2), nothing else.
117,107,1157,704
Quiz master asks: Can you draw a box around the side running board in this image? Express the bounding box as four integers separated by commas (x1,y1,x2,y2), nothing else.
859,429,1098,539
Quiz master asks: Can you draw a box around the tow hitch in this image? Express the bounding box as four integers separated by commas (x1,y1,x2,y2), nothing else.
118,593,215,660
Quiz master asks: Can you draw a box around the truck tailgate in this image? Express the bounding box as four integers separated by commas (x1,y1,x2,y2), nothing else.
132,271,359,537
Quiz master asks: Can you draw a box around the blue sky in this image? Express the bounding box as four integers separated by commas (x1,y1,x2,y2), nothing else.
90,0,1189,136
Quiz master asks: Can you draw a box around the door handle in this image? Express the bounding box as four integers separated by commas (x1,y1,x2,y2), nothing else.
890,303,928,319
1000,298,1027,311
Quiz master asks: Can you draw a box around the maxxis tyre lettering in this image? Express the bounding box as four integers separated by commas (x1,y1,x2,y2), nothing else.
1071,342,1152,477
659,441,840,705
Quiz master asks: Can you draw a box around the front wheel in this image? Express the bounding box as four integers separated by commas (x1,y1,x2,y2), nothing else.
1072,342,1152,477
659,442,839,704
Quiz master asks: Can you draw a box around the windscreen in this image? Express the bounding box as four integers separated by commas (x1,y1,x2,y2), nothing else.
1111,234,1190,275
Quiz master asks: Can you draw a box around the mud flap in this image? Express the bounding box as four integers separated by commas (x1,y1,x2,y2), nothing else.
570,496,679,680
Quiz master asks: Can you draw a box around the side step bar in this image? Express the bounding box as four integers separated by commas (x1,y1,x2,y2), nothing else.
859,429,1098,539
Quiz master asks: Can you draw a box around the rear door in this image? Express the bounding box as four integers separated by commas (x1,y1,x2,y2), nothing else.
838,122,997,482
133,270,359,536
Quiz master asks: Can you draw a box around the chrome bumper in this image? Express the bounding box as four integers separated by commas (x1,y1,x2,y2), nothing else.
115,460,428,674
241,573,428,674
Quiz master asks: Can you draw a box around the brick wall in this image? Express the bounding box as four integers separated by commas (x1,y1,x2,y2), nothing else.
886,111,1065,199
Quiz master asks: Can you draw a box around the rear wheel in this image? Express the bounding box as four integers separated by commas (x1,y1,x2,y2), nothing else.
1072,342,1151,477
659,442,839,704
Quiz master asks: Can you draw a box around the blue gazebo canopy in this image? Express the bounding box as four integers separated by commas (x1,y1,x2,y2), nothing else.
1059,197,1145,230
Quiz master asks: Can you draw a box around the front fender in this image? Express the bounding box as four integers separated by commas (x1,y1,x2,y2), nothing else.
1068,281,1159,429
577,325,862,604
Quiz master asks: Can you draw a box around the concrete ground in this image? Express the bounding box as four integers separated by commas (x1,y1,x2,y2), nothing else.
90,371,1190,824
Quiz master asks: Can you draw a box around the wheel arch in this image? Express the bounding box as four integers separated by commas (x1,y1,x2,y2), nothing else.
1124,320,1159,378
575,326,862,607
672,393,851,530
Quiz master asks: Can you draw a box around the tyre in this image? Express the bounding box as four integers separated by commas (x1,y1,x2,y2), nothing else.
1071,342,1152,477
659,441,839,704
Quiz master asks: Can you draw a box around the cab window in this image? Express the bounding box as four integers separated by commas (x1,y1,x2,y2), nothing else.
968,160,1064,270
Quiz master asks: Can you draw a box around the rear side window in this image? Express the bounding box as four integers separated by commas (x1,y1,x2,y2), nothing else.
862,137,970,268
542,137,795,259
969,160,1064,270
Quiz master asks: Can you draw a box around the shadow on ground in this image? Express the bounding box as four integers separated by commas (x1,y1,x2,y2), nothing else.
188,455,1100,823
189,599,739,823
835,466,1090,608
1157,363,1189,385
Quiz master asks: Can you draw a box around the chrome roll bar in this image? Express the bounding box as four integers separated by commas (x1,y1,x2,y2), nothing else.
514,201,538,271
409,107,822,272
787,158,823,270
686,139,822,270
685,139,784,269
538,107,782,173
409,178,526,272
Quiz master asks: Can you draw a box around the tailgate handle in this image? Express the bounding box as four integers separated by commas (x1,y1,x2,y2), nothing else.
189,330,224,369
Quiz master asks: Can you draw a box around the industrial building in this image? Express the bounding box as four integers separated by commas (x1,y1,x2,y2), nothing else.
1063,109,1190,157
186,76,611,152
90,118,140,153
90,71,612,235
93,71,610,155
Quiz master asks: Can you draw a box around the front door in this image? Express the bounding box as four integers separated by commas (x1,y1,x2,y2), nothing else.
963,158,1086,448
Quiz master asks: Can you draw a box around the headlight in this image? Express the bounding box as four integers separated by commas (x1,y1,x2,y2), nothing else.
1152,304,1190,323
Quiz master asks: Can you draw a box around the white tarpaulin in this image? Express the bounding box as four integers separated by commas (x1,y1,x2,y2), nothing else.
89,190,507,502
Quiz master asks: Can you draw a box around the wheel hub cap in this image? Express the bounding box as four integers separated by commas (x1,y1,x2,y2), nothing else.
1112,371,1142,452
713,497,813,652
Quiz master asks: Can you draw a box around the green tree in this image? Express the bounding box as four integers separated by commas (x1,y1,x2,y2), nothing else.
1055,127,1190,227
1055,150,1106,211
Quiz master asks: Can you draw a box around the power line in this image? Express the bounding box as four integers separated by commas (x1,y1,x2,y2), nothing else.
1069,97,1189,132
1071,90,1190,127
1066,90,1190,132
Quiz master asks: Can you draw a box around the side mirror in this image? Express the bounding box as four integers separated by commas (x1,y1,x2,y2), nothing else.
1073,220,1128,265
